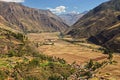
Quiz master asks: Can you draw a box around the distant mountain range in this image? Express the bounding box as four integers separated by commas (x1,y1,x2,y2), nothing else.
67,0,120,52
0,1,69,33
59,11,87,26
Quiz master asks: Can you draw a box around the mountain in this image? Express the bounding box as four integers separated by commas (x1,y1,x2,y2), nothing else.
88,23,120,52
0,1,69,33
66,0,120,52
59,12,87,26
67,0,120,38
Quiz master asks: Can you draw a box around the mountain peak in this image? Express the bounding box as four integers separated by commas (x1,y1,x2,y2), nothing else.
66,0,120,52
0,1,69,33
59,12,87,26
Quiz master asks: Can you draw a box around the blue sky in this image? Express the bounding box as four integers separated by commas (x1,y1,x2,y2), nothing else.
22,0,109,14
1,0,109,14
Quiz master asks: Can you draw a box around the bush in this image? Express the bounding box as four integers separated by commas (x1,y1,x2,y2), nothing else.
7,50,16,57
0,70,7,80
25,76,39,80
28,58,40,68
103,48,113,54
86,59,94,69
84,71,92,78
92,62,102,71
59,33,64,39
12,33,25,42
108,53,113,60
48,74,62,80
57,58,66,64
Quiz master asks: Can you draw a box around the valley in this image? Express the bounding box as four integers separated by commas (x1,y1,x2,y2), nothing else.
28,32,120,79
0,0,120,79
27,32,105,64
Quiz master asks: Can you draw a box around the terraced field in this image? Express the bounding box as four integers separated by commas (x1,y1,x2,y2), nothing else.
28,33,110,64
27,32,120,79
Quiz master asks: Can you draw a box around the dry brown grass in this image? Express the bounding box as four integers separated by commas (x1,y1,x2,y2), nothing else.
27,33,106,64
27,32,59,42
95,55,120,79
27,32,120,79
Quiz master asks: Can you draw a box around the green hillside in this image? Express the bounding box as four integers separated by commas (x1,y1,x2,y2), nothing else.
0,27,75,80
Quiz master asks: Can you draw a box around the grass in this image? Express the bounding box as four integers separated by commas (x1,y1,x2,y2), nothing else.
0,28,120,80
0,60,8,68
116,37,120,41
40,61,49,67
27,33,107,65
27,32,120,79
0,28,77,80
107,23,120,30
0,36,5,39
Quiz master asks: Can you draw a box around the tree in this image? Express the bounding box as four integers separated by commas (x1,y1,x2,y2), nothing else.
108,53,113,61
59,33,64,39
86,59,94,69
103,48,113,54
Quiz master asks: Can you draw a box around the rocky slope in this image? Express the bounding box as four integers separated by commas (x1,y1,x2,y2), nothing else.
59,12,87,26
67,0,120,38
88,23,120,52
0,1,69,33
67,0,120,52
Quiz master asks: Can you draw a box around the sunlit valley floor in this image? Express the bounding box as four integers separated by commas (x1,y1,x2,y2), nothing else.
28,32,120,79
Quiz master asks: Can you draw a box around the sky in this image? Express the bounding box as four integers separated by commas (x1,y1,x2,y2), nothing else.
0,0,109,14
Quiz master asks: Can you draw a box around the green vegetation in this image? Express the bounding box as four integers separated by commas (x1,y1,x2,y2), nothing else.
48,74,63,80
0,28,76,80
98,47,113,54
59,32,64,39
86,59,94,69
0,28,118,80
108,53,113,60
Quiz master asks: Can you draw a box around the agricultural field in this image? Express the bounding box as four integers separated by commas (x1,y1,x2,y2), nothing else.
28,32,120,79
27,32,107,64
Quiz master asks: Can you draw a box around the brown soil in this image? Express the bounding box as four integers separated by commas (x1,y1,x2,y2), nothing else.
28,33,107,64
27,32,120,79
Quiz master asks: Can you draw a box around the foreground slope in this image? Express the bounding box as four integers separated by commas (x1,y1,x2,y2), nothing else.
0,1,69,33
0,27,75,80
28,32,120,79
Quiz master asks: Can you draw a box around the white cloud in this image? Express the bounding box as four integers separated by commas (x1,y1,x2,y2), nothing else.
0,0,24,2
47,6,66,14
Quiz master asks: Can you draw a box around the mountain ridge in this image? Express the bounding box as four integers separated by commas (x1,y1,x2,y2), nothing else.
0,1,69,33
67,0,120,38
66,0,120,52
59,12,87,26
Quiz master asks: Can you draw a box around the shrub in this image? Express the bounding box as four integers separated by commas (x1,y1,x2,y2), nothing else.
0,70,7,80
48,74,62,80
103,48,113,54
25,76,39,80
7,50,16,57
86,59,94,69
57,58,66,64
59,33,64,39
92,62,102,71
108,53,113,60
28,58,40,68
84,71,92,78
12,33,25,42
